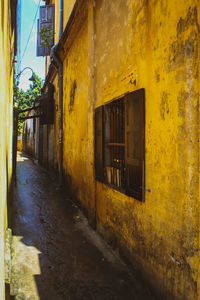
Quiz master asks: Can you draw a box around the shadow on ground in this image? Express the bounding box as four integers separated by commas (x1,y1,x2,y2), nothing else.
10,152,155,300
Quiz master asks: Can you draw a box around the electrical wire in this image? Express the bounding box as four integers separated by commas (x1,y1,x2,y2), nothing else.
21,0,42,61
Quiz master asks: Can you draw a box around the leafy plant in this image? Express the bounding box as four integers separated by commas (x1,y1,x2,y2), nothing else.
14,73,42,135
39,27,54,47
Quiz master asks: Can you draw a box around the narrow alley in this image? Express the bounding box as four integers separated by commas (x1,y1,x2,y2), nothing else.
1,1,199,299
10,152,154,300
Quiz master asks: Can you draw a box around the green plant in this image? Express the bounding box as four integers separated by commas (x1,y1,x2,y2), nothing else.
39,27,54,47
14,73,42,135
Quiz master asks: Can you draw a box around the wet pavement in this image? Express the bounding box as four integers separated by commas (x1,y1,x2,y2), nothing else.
10,152,155,300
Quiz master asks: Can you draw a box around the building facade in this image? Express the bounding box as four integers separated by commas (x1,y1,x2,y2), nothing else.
0,0,18,298
22,110,39,158
37,1,200,299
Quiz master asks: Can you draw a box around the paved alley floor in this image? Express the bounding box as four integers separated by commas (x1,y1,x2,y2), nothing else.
11,152,155,300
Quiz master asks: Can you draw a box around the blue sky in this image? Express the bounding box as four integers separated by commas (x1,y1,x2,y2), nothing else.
19,0,46,90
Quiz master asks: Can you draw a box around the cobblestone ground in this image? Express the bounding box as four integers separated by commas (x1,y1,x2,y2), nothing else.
10,152,155,300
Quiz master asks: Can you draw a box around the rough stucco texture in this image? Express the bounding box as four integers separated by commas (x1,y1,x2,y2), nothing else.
62,19,96,224
0,0,14,299
51,0,199,299
95,1,199,299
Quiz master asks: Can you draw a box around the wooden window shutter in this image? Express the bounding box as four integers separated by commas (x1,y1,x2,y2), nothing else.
95,106,104,181
125,89,145,201
37,5,55,57
37,19,45,57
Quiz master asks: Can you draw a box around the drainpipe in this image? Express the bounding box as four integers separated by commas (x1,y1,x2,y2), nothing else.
59,0,63,39
50,0,63,186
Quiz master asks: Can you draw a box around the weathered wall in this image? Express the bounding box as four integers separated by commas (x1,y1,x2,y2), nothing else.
42,73,59,169
23,111,37,158
44,0,200,299
63,0,76,30
62,18,96,224
54,0,59,43
48,0,76,41
35,117,40,158
54,0,76,44
17,136,23,152
52,74,59,169
42,125,48,166
45,0,55,75
0,0,15,298
94,1,200,299
46,0,76,73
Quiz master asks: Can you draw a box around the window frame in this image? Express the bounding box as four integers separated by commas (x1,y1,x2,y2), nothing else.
37,4,55,57
95,89,145,202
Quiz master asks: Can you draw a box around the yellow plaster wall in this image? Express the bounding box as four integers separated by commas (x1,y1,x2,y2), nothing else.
94,1,199,299
52,74,59,169
62,19,96,223
17,139,23,152
45,0,55,72
0,0,14,298
54,0,76,44
63,0,76,30
198,7,200,298
49,0,199,298
54,0,59,43
45,0,76,71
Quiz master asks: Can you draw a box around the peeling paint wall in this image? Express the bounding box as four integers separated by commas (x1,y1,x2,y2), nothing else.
51,74,59,170
94,1,200,299
0,0,15,298
44,0,200,299
62,18,96,224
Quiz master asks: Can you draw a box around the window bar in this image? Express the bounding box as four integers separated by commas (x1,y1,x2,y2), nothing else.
113,105,115,185
113,105,116,185
119,101,123,187
119,102,122,187
115,105,117,186
117,104,119,187
105,100,125,189
122,100,124,187
111,106,114,185
119,101,122,188
114,104,117,186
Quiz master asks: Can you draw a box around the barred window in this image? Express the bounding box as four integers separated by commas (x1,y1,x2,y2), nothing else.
95,89,145,202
